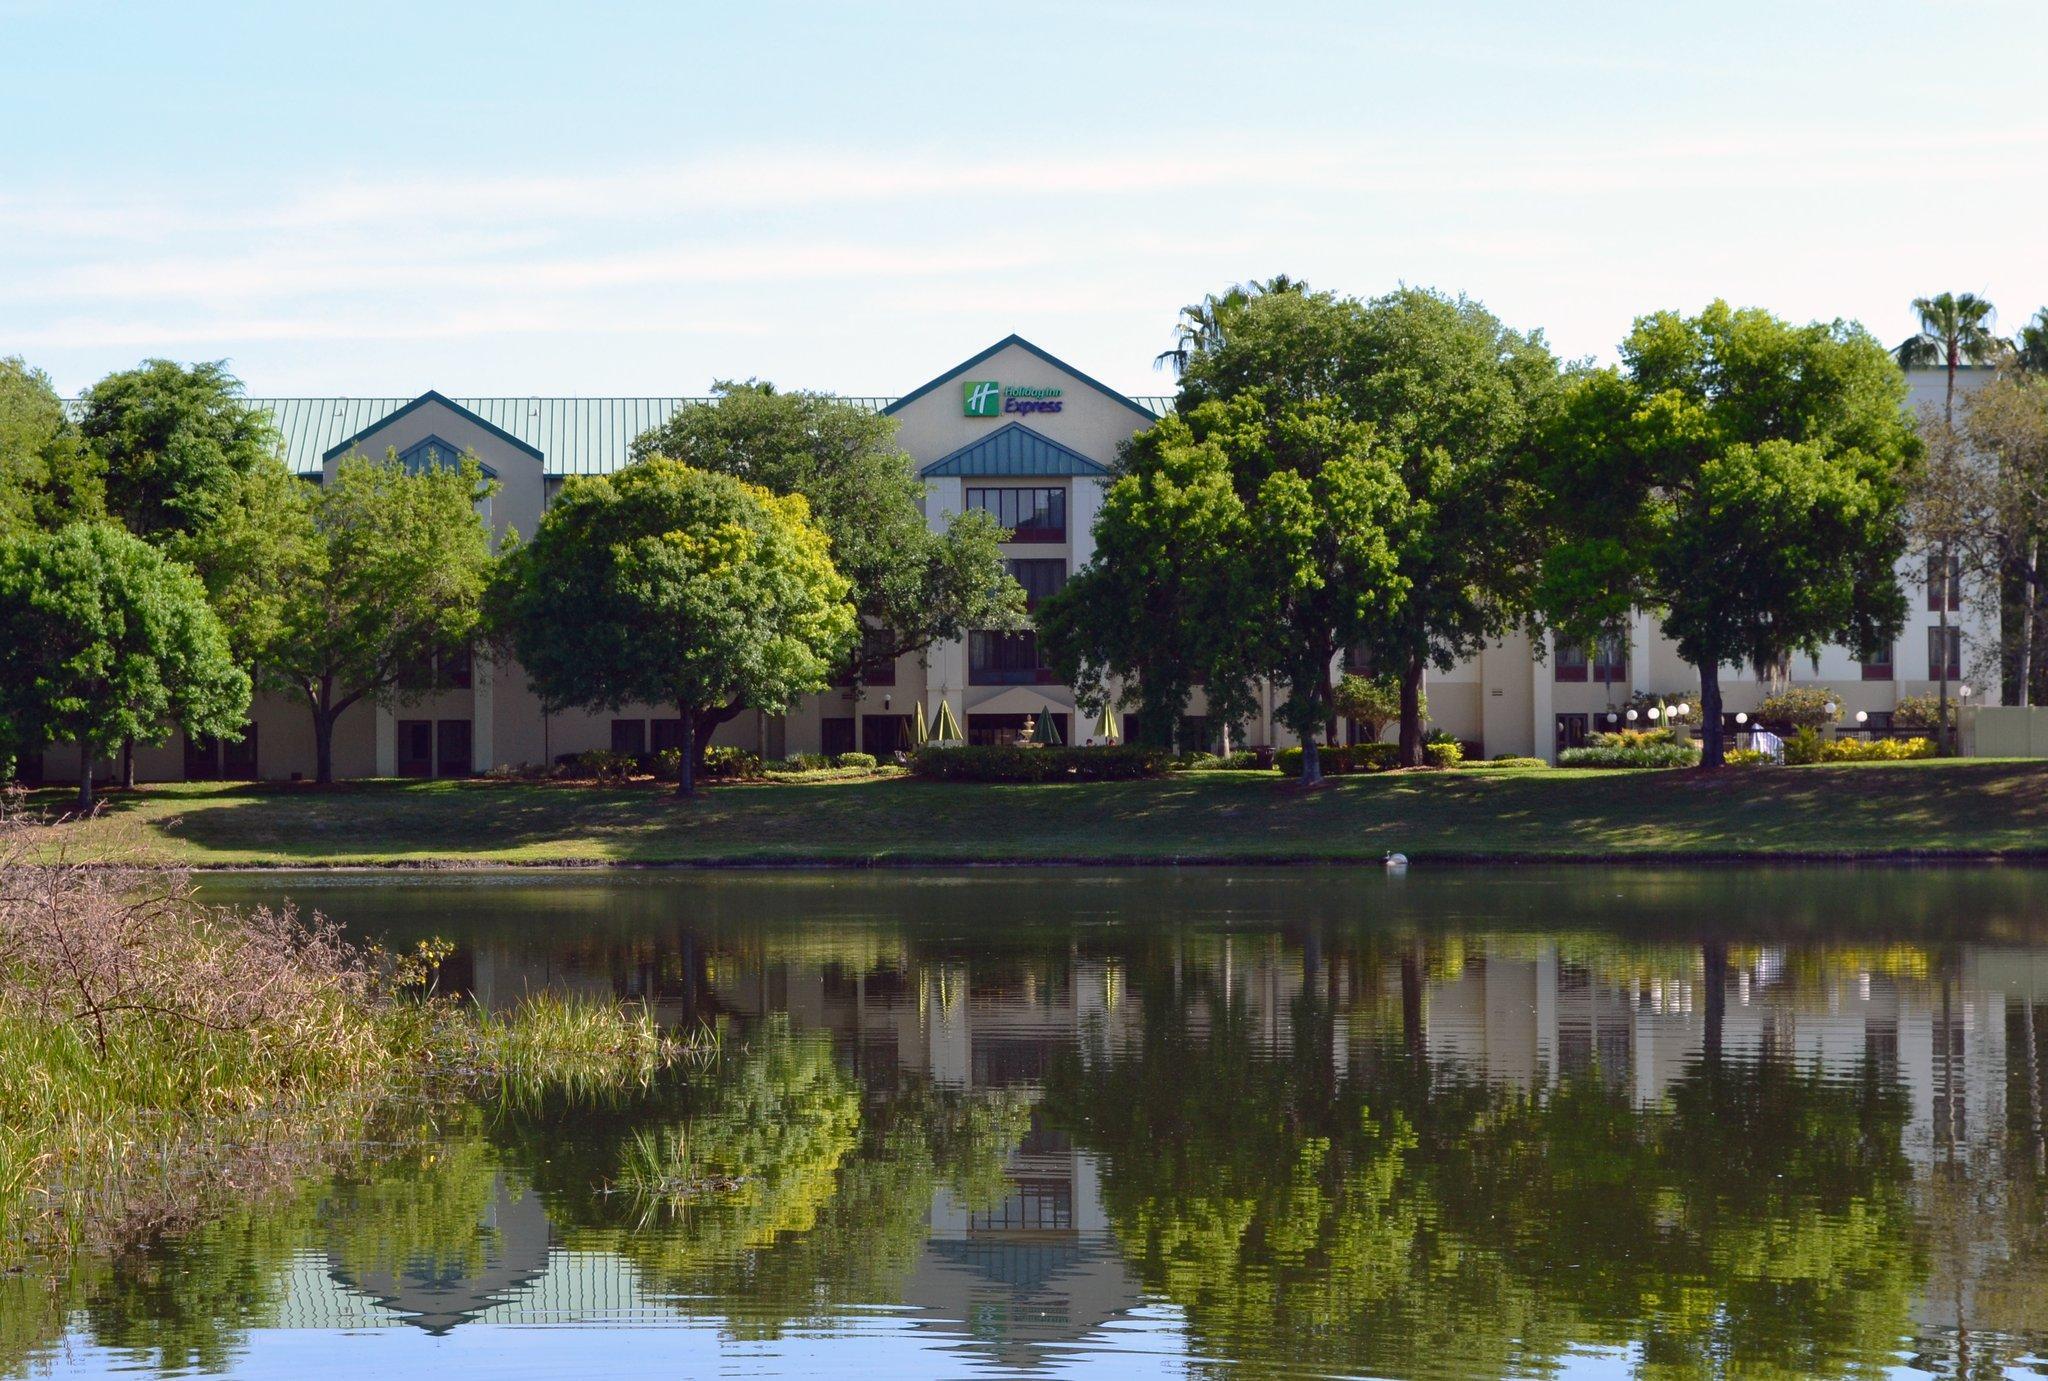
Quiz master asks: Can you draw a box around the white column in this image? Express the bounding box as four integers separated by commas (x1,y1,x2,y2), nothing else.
375,705,396,777
926,476,968,737
1068,476,1101,570
1630,608,1653,695
1532,630,1556,762
472,655,495,773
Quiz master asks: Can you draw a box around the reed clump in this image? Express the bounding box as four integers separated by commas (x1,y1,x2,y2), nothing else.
0,791,686,1260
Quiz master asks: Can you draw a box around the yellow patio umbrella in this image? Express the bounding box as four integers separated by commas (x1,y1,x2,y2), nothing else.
1035,706,1065,746
929,700,963,745
911,701,930,747
1092,704,1120,743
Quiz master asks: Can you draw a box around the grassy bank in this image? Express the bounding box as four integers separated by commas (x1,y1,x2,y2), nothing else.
25,758,2048,866
0,816,688,1261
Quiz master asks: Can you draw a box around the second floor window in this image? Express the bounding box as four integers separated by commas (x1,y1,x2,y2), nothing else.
1860,643,1894,680
1006,557,1068,611
834,629,897,687
968,487,1066,543
1927,551,1962,612
969,630,1053,685
1556,634,1627,684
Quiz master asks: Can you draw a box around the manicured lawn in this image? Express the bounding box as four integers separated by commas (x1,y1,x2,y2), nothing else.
21,759,2048,867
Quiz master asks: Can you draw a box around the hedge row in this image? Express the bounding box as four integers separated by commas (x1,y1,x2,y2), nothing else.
1275,742,1400,776
908,745,1170,782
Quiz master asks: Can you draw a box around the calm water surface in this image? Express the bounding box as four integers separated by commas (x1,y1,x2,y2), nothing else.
22,867,2048,1380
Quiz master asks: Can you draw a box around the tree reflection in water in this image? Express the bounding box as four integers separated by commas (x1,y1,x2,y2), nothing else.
16,868,2048,1379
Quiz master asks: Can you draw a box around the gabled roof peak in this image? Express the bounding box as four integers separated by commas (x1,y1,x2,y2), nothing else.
882,335,1156,421
322,389,544,462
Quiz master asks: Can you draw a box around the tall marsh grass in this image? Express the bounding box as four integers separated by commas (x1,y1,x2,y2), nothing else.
0,791,690,1261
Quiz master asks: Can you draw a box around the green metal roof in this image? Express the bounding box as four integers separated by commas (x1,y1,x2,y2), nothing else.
63,391,1178,477
920,422,1113,478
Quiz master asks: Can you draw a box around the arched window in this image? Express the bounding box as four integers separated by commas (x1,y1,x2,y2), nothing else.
396,436,497,526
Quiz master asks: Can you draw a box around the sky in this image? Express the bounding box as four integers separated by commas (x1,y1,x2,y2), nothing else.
3,0,2046,399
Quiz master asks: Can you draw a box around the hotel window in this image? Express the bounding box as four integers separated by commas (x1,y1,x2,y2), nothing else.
1860,643,1894,681
1342,643,1375,675
1592,634,1628,685
1928,626,1963,680
967,487,1066,543
835,629,898,687
969,630,1054,685
650,718,688,752
1554,641,1588,682
398,437,496,528
1927,551,1963,612
610,718,647,755
1005,557,1068,611
819,717,856,758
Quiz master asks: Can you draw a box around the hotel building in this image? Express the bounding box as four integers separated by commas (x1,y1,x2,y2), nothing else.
36,337,2000,783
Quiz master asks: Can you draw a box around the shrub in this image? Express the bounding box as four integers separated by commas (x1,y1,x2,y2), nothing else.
1782,726,1826,765
572,749,639,782
1464,756,1548,770
702,746,764,780
1724,747,1772,765
1181,750,1259,771
1424,740,1463,768
778,752,832,772
909,745,1169,782
1558,733,1699,769
1759,686,1841,730
834,751,877,770
1820,736,1937,762
1892,695,1954,732
1274,742,1401,777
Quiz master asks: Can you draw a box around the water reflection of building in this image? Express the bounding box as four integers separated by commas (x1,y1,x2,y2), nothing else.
278,923,2048,1364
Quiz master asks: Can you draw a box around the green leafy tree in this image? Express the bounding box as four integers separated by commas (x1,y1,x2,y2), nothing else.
1542,302,1916,767
492,457,855,796
1036,416,1259,750
0,357,102,536
1328,289,1561,764
1153,274,1309,375
1332,672,1413,743
77,360,275,550
0,522,248,808
253,455,497,785
77,360,277,785
630,383,1021,694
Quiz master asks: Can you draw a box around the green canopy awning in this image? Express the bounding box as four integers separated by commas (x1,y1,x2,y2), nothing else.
929,700,962,744
1092,704,1120,743
1036,706,1064,746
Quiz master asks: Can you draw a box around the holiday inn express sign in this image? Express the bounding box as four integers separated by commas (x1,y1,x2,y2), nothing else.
963,381,1064,417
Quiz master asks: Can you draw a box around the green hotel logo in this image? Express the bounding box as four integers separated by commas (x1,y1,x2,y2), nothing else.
962,380,1002,417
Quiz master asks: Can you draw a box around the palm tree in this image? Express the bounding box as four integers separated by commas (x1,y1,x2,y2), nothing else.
1899,294,2003,752
2014,307,2048,376
1896,292,2003,423
1153,275,1308,375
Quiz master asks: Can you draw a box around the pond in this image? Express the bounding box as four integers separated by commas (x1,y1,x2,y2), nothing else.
18,866,2048,1379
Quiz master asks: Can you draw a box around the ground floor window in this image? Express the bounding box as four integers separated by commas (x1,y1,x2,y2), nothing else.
820,717,856,758
650,718,687,752
398,718,471,778
1554,713,1588,756
185,725,258,780
861,714,914,755
610,718,647,755
1928,626,1963,680
967,712,1070,747
436,719,472,778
